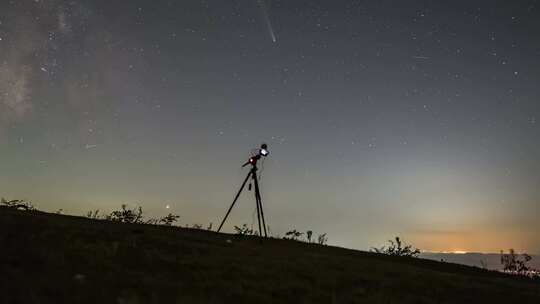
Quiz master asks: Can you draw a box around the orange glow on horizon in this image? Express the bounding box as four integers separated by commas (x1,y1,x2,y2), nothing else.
409,229,537,254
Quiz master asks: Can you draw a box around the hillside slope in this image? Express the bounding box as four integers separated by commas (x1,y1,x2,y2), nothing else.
1,207,539,304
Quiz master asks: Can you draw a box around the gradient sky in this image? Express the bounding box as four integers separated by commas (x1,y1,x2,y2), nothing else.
1,0,539,253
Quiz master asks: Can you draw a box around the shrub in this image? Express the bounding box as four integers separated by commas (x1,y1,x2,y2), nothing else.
317,233,328,245
1,198,35,211
372,236,420,257
280,229,328,244
86,209,103,219
108,204,144,223
306,230,313,243
284,229,303,241
500,249,538,278
145,218,159,225
234,224,254,236
160,213,180,226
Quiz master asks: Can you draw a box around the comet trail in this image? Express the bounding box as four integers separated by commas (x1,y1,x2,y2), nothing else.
256,0,276,43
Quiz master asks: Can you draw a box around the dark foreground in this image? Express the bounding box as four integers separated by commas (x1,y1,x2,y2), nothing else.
1,208,539,304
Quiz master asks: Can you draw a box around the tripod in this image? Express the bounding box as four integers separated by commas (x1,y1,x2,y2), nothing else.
217,163,268,237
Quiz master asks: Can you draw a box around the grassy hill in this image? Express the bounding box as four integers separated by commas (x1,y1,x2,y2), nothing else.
1,207,539,304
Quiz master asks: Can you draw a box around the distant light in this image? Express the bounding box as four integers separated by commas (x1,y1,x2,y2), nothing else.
165,204,170,209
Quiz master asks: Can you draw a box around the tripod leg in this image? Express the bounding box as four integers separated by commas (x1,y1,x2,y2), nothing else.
256,194,267,238
217,170,252,233
253,174,268,237
253,174,263,236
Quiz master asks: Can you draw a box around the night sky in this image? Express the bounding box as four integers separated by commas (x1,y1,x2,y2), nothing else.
1,0,539,254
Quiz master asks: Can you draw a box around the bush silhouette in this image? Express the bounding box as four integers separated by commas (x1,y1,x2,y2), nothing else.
500,249,538,278
86,209,104,219
86,206,181,228
280,229,328,244
372,236,420,257
159,213,180,226
1,198,35,211
234,224,254,236
108,204,144,223
306,230,313,243
317,233,328,245
283,229,303,241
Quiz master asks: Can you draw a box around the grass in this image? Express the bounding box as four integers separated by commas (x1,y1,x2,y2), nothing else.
1,207,539,303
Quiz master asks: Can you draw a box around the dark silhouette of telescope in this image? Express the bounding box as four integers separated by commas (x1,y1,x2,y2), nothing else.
217,143,269,237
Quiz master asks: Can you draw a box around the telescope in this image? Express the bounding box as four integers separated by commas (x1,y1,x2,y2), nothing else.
217,143,270,237
242,143,269,167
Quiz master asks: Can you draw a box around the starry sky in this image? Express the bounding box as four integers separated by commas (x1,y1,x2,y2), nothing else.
1,0,539,254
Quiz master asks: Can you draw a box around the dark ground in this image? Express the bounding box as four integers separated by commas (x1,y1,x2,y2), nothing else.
1,207,539,304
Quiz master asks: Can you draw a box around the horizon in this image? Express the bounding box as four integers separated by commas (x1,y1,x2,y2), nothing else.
5,198,540,256
1,0,539,255
4,198,540,256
